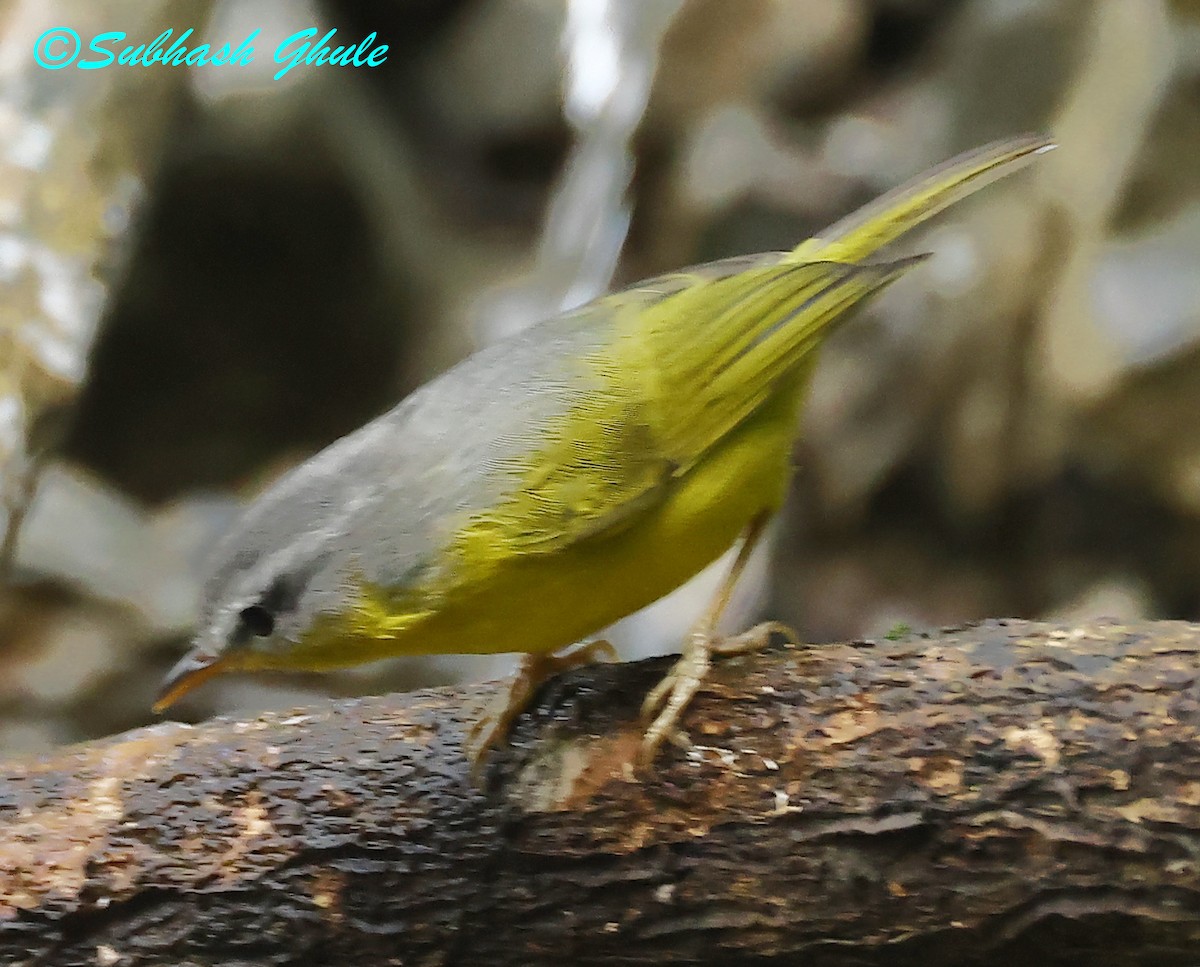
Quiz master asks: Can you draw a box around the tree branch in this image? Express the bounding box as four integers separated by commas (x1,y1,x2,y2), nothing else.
2,618,1200,966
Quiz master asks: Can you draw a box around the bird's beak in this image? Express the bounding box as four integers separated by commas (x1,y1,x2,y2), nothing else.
153,650,233,713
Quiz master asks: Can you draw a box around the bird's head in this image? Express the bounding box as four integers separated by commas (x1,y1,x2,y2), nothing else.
153,536,342,712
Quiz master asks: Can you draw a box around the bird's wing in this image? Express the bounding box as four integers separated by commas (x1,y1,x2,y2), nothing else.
459,371,677,554
630,257,920,476
453,257,915,560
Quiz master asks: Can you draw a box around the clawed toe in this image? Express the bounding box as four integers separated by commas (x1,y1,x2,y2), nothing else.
711,620,799,655
637,633,711,768
639,671,674,723
636,621,800,772
465,640,618,780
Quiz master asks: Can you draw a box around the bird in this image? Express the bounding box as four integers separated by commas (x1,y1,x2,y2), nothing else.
154,134,1054,771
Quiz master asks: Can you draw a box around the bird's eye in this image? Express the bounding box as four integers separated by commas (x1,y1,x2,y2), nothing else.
238,605,276,637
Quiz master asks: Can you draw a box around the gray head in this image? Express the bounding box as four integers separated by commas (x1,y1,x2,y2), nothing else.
153,455,363,711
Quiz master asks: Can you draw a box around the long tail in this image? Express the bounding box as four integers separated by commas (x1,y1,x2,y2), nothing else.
789,134,1055,264
642,134,1054,465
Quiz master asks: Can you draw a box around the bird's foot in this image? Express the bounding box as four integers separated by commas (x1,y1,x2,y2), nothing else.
638,621,798,771
466,638,619,778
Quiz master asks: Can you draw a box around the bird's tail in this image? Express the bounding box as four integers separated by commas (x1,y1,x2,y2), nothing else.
788,134,1055,265
644,135,1053,466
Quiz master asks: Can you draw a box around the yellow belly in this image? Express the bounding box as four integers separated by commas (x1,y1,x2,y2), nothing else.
374,386,800,660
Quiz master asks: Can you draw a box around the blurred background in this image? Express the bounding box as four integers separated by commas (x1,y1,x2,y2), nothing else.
2,0,1198,755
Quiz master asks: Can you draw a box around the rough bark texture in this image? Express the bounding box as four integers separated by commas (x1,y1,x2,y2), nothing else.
2,618,1200,966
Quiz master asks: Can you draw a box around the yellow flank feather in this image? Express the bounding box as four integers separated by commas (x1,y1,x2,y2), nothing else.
155,135,1054,708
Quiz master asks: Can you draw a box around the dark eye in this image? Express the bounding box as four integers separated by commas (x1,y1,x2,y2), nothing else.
238,605,275,637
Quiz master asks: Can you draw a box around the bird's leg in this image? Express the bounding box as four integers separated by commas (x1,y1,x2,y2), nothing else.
639,512,793,769
467,638,619,772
